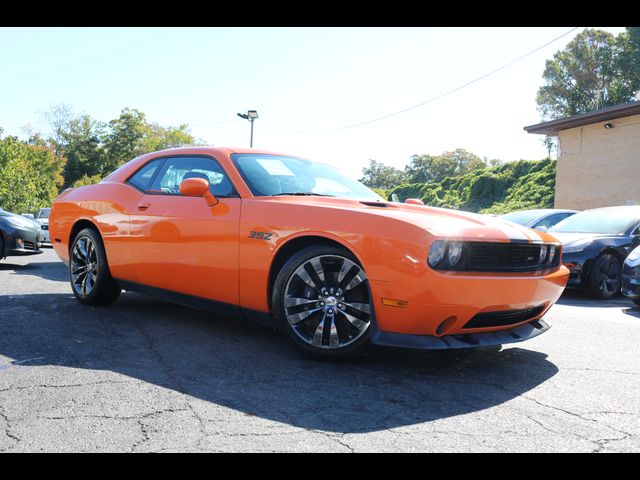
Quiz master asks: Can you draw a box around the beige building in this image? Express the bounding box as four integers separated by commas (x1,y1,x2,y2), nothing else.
525,100,640,210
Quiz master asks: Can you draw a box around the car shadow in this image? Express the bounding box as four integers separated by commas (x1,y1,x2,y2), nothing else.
0,291,558,434
1,261,68,283
623,306,640,318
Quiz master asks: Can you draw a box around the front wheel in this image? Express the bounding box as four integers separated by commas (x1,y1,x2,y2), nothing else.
586,253,621,300
69,228,121,306
272,245,374,359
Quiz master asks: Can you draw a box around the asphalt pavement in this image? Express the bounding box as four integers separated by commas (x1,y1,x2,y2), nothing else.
1,249,639,452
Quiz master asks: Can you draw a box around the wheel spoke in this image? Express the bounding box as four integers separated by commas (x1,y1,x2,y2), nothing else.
343,302,371,315
79,238,88,260
345,270,366,291
329,314,339,348
288,306,323,325
285,296,318,308
72,243,84,263
337,258,356,284
295,269,320,291
308,257,326,285
312,311,327,347
337,309,367,330
72,265,88,276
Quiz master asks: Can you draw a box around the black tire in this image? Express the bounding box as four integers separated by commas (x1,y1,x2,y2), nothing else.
272,245,374,359
69,228,121,306
0,233,4,260
634,298,640,306
586,253,622,300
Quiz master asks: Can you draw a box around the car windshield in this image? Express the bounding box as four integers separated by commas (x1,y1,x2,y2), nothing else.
232,154,383,201
500,210,543,226
36,208,51,219
550,209,640,235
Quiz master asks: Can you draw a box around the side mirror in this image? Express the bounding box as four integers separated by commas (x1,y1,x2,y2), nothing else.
179,178,219,207
405,198,424,205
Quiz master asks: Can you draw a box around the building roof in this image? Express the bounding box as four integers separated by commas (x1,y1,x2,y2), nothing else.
524,100,640,136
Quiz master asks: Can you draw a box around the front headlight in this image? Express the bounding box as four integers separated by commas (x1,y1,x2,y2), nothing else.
448,241,464,266
563,239,591,253
428,240,446,267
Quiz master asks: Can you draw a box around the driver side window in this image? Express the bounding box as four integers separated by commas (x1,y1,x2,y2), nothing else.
149,156,236,197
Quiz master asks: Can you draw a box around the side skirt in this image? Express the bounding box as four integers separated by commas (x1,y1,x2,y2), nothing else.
115,279,275,328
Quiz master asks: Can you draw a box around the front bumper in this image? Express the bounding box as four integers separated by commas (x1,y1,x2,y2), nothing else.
4,227,43,257
372,319,550,350
371,265,568,337
622,262,640,300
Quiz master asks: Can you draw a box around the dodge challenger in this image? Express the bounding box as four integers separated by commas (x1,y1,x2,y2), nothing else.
50,147,569,358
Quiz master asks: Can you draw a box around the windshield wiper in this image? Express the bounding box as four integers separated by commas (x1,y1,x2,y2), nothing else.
271,192,334,197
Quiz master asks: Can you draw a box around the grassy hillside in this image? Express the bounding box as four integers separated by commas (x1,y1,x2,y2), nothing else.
385,158,556,214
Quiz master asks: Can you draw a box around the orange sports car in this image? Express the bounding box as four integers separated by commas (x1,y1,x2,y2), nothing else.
50,147,569,358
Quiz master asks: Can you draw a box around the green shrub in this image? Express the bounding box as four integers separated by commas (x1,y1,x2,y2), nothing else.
386,159,556,214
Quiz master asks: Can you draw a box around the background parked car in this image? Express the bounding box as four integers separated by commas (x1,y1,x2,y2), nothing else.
0,207,43,259
622,245,640,306
33,208,51,244
549,206,640,299
500,209,577,232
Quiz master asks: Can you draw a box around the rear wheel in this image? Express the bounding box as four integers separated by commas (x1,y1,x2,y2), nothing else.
69,228,121,305
586,253,621,300
272,245,374,359
634,298,640,306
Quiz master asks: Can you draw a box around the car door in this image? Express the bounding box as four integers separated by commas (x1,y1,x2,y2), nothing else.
127,155,241,306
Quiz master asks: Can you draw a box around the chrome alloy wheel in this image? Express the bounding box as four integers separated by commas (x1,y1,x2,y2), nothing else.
70,236,99,297
283,255,372,349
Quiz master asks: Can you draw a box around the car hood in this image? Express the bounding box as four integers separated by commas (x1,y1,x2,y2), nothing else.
0,211,40,230
548,232,616,246
267,196,558,243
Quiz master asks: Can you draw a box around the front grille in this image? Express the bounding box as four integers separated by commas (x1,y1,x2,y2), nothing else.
463,306,545,329
467,243,550,272
23,241,37,251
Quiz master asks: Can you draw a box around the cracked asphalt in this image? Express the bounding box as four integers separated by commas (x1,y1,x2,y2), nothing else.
1,249,639,452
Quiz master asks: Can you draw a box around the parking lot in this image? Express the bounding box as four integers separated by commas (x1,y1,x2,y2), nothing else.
1,248,639,452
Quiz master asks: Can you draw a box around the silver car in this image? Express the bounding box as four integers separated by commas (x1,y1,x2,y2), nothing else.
500,209,577,232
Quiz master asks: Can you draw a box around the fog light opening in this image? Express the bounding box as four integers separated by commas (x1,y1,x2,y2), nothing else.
435,316,458,336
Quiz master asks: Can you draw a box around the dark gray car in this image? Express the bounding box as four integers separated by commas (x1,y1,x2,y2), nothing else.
0,207,43,259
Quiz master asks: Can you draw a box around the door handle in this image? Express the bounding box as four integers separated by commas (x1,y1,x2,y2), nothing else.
137,203,151,211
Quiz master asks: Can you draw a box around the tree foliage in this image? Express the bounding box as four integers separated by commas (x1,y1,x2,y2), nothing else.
43,105,199,188
0,133,65,213
536,28,640,120
358,159,407,190
405,149,490,184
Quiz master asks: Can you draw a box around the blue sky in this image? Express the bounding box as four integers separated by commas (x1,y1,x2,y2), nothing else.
0,27,627,177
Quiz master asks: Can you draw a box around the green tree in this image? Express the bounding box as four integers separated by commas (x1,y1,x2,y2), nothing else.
103,108,149,172
104,108,197,173
72,174,103,188
536,29,640,120
59,115,107,188
0,134,64,213
405,149,487,184
358,159,407,190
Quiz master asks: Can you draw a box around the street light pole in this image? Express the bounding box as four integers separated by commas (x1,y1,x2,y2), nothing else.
237,110,259,148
